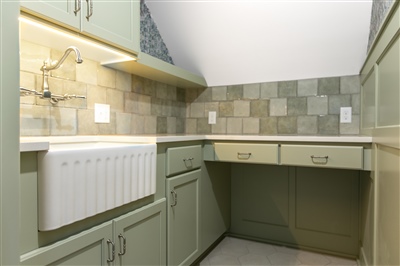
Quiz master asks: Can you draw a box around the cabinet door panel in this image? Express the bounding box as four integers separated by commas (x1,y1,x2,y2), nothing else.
113,199,166,266
20,221,113,265
167,170,200,266
21,0,80,30
81,0,139,53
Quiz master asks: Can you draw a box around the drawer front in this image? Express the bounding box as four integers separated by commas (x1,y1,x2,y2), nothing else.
214,143,279,164
281,145,363,169
166,145,202,176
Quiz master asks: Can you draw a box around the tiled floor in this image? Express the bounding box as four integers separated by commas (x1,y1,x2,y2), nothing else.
199,237,358,266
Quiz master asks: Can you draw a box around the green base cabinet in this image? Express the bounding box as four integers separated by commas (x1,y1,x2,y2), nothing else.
114,199,166,266
21,199,166,265
231,164,360,257
20,221,114,265
20,0,140,53
167,169,201,266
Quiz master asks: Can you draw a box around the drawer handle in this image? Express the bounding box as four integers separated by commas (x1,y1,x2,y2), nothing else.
183,157,194,162
237,152,252,159
310,155,329,164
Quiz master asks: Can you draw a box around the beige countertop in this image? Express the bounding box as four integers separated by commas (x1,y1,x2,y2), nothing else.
20,135,373,153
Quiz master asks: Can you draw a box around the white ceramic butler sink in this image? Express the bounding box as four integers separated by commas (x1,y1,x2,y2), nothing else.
37,142,156,231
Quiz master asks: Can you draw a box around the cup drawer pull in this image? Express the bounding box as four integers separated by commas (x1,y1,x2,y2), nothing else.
237,152,252,159
310,155,329,164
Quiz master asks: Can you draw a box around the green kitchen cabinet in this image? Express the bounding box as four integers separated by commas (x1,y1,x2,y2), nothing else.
20,198,166,265
20,0,140,54
231,163,360,257
113,199,166,266
167,169,201,266
20,221,114,265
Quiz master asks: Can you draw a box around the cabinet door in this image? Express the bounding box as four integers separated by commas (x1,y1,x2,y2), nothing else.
113,199,167,266
20,0,80,30
81,0,140,53
167,170,201,266
20,221,113,265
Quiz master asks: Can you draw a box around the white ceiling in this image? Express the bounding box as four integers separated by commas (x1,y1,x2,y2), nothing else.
146,0,373,87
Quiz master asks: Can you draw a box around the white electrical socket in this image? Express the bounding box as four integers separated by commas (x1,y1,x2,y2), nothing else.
340,107,352,123
94,103,110,123
208,111,216,124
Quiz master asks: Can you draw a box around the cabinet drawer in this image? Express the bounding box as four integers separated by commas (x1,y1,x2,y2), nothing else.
281,145,363,169
214,143,279,164
166,145,202,176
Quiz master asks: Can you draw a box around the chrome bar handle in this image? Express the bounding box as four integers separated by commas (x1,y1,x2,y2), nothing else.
74,0,81,15
86,0,93,20
310,155,329,164
182,157,194,162
237,152,252,159
107,239,115,262
170,190,177,207
118,234,127,256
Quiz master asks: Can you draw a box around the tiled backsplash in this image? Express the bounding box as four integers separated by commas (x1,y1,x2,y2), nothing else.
185,76,360,135
20,40,185,136
20,41,360,137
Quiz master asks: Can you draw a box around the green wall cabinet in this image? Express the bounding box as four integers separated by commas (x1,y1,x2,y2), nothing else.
20,0,140,54
167,169,201,266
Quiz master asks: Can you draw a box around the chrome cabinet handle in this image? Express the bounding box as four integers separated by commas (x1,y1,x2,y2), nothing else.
107,239,115,262
118,234,127,256
74,0,81,15
183,157,194,162
170,190,177,207
310,155,329,164
86,0,93,20
237,152,252,159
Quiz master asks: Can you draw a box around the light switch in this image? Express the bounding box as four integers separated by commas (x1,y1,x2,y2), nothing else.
94,103,110,123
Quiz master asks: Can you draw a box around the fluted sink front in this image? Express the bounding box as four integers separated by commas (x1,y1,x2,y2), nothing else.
37,142,157,231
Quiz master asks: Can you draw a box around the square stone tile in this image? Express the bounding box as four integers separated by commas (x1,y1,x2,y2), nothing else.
107,88,124,113
197,87,212,102
297,116,318,135
227,118,242,134
50,107,77,136
212,118,227,134
260,82,278,99
76,58,98,86
260,117,278,135
144,115,157,134
270,98,287,116
197,118,211,134
278,116,297,134
20,104,51,136
116,112,132,134
167,117,177,134
185,118,197,134
50,49,76,81
351,94,360,115
318,77,339,95
298,78,318,96
234,100,250,117
77,109,98,135
97,65,116,89
243,118,260,134
318,115,339,135
212,86,227,101
278,81,297,97
227,85,243,100
131,114,145,134
243,83,260,99
20,40,51,75
307,96,328,115
328,94,351,115
250,100,269,117
87,85,107,109
219,101,234,117
287,97,307,116
176,117,186,133
177,88,186,102
190,102,205,118
157,116,167,134
116,70,132,92
97,112,116,135
340,75,360,94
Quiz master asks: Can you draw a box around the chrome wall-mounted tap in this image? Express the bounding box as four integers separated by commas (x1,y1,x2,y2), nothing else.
40,46,83,98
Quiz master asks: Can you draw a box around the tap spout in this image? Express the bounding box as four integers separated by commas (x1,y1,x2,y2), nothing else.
41,46,83,72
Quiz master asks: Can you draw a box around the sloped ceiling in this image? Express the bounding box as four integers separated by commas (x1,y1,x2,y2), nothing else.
146,0,372,87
